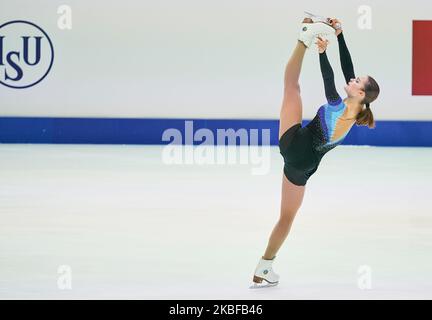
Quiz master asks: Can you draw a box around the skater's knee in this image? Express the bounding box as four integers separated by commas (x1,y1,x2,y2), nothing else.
279,208,297,223
278,215,295,229
284,83,301,94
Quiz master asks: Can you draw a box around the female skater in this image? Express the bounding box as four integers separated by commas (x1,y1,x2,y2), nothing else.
251,16,380,287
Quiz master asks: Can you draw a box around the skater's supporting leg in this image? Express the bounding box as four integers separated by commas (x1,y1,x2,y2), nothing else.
263,174,305,260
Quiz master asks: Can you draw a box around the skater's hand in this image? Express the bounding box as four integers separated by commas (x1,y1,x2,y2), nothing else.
316,36,329,54
327,18,342,36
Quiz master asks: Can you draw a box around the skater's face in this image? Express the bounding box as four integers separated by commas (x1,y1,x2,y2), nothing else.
344,76,368,100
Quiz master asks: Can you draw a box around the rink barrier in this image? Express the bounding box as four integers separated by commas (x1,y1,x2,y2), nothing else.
0,117,431,147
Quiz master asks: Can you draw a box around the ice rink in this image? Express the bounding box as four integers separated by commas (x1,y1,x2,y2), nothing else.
0,144,431,299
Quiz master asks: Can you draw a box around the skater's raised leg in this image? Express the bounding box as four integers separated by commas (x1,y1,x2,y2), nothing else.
278,38,308,139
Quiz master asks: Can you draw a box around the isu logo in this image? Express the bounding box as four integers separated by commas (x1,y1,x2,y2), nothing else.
0,20,54,89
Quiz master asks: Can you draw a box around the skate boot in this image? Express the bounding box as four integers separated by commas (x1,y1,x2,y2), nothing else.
298,19,336,48
249,256,280,289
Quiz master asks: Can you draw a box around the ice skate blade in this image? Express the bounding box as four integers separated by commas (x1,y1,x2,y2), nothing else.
249,280,279,289
304,11,327,22
303,11,334,28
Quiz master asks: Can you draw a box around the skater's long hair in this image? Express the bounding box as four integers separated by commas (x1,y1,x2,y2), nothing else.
355,76,380,129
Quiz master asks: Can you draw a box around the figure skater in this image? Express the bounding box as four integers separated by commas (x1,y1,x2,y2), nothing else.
251,14,380,288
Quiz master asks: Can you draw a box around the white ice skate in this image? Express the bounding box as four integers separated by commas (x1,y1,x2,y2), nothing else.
249,256,280,289
298,19,336,48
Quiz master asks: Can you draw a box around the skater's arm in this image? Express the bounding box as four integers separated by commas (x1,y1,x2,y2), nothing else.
319,50,341,105
337,32,356,84
328,18,356,84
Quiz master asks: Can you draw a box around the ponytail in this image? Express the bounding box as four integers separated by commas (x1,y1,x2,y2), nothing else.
355,104,375,128
355,76,379,129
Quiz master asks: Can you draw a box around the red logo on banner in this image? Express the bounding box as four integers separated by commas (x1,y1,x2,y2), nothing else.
412,20,432,95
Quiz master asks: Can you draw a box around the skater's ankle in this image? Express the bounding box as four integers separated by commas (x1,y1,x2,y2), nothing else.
262,255,276,260
297,40,308,49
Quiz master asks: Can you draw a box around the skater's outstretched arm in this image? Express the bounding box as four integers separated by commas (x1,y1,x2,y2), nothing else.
329,18,356,84
317,37,341,105
337,33,356,84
